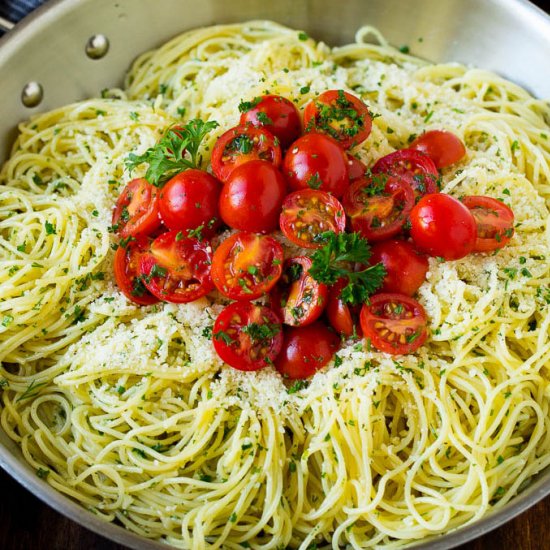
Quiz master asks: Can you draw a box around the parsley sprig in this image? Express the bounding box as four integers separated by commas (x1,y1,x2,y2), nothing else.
309,231,386,305
126,119,219,186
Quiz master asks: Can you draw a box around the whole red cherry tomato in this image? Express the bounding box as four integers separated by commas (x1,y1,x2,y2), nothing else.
369,239,429,296
283,133,349,198
303,90,372,149
158,169,222,235
219,160,287,233
326,278,362,338
275,322,340,379
409,193,477,260
239,94,301,149
347,155,367,182
410,130,466,168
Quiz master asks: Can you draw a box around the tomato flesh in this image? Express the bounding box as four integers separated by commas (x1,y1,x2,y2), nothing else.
360,293,428,355
279,189,346,249
211,232,283,300
112,178,161,238
410,130,466,168
270,256,328,326
213,302,283,371
239,94,301,149
139,231,214,303
275,322,340,379
347,155,367,181
410,193,477,260
462,195,514,252
303,90,372,149
343,175,414,241
211,124,282,182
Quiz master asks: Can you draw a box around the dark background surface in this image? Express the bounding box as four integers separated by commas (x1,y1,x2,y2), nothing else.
1,1,550,549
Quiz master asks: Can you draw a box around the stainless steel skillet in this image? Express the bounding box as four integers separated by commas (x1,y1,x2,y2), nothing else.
1,1,550,548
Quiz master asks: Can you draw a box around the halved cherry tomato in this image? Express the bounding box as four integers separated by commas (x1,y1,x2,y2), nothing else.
347,155,367,182
410,193,477,260
369,239,429,296
410,130,466,168
211,124,282,182
372,149,438,199
462,196,515,252
213,302,283,371
279,189,346,249
139,230,214,303
283,133,349,198
112,178,161,238
113,236,159,306
275,322,340,379
239,94,301,149
342,176,415,241
270,257,328,326
219,160,287,233
326,278,362,338
303,90,372,149
158,169,222,235
360,293,428,355
211,232,283,300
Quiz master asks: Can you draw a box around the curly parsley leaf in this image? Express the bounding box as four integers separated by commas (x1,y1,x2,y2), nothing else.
309,231,386,305
125,119,219,186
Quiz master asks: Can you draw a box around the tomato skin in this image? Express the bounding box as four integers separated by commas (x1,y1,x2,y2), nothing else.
303,90,372,149
270,257,328,327
113,237,159,306
369,240,429,296
211,232,283,300
283,133,349,198
410,193,477,260
213,302,283,371
139,231,214,304
372,149,439,198
347,155,367,181
360,293,428,355
410,130,466,168
275,322,340,379
326,278,362,338
279,189,346,249
239,95,301,149
219,160,287,233
343,176,415,242
112,178,161,238
211,124,282,182
158,169,222,234
461,195,515,252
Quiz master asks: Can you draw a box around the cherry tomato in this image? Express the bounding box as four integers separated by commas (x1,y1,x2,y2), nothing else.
303,90,372,149
211,124,282,182
369,239,429,296
211,232,283,300
239,95,301,149
279,189,346,249
372,149,438,199
219,160,287,234
113,236,159,306
270,257,328,327
275,322,340,379
283,133,349,198
410,193,477,260
360,293,428,355
213,302,283,371
347,155,367,181
461,196,515,252
410,130,466,168
139,230,214,303
158,169,222,234
112,178,161,238
326,278,362,338
342,176,415,242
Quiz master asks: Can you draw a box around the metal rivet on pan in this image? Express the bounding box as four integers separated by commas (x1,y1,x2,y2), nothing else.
85,34,110,59
21,81,43,108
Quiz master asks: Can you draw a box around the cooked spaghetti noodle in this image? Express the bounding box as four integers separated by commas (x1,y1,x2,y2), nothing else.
1,21,550,549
